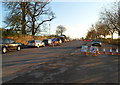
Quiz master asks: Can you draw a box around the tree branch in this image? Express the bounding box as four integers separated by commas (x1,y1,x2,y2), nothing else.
36,16,55,30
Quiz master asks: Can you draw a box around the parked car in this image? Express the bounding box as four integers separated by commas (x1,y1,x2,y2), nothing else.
65,39,70,42
91,39,101,47
0,38,21,54
27,40,45,48
59,35,67,43
52,38,62,46
16,42,24,46
42,39,53,46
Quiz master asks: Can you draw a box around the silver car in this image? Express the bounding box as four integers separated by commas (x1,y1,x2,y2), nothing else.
27,40,45,48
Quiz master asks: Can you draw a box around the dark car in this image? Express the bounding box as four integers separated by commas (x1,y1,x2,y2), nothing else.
42,39,52,46
0,38,21,54
91,39,101,47
52,38,62,46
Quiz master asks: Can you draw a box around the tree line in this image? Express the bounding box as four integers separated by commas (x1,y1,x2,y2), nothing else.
86,1,120,39
3,1,55,36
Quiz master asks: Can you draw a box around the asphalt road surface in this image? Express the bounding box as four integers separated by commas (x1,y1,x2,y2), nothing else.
2,40,119,83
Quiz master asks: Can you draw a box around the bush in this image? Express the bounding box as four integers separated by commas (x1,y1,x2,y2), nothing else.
101,38,120,45
2,31,20,37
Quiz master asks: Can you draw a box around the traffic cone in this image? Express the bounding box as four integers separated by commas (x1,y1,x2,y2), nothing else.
96,48,100,55
103,48,106,54
51,44,54,47
109,47,113,55
115,48,119,55
83,52,87,55
93,52,97,56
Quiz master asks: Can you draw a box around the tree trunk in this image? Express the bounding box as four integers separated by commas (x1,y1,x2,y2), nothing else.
111,33,113,39
32,22,35,35
103,35,106,38
61,32,62,36
21,2,26,34
118,31,120,39
32,17,35,35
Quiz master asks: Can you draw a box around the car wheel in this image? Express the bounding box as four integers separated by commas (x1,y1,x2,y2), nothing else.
2,47,7,54
17,46,21,51
37,45,40,48
42,44,45,47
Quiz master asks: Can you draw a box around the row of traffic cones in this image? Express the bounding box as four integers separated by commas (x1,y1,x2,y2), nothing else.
82,47,119,56
103,47,119,55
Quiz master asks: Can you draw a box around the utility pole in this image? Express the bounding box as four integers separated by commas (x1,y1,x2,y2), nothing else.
49,16,51,36
48,6,51,36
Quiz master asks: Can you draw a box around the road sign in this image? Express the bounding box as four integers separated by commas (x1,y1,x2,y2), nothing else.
81,45,88,52
90,46,97,53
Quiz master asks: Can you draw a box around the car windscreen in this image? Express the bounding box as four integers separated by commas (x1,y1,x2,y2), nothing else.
43,40,48,42
28,40,34,43
0,40,2,44
52,38,57,41
1,39,10,44
36,40,41,43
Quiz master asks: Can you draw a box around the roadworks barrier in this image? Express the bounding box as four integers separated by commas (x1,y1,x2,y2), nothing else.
81,45,88,55
89,46,99,56
81,46,119,56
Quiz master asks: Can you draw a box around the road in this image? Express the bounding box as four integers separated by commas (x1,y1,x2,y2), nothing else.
2,40,119,83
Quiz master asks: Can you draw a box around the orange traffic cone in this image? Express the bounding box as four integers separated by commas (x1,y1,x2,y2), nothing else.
93,52,97,56
92,50,97,56
96,48,100,55
115,48,119,55
109,47,113,55
103,48,106,54
83,52,87,55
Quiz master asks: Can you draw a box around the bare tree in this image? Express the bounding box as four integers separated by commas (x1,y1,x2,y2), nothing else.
3,1,55,35
26,2,55,35
118,1,120,38
99,2,120,39
86,25,98,39
4,2,29,34
95,22,110,38
100,9,117,39
20,2,28,34
56,25,66,36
